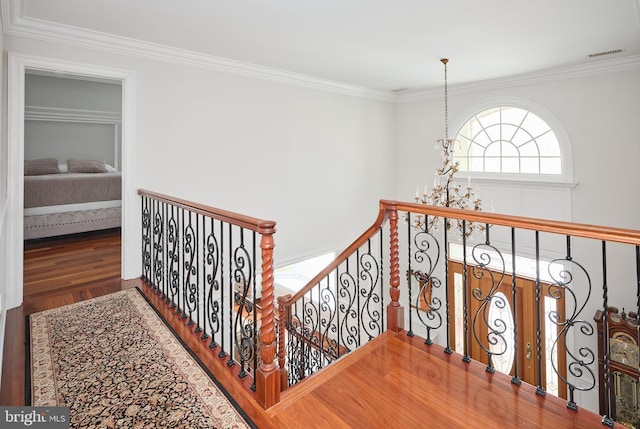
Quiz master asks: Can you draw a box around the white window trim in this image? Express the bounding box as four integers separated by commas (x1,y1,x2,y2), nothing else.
451,97,574,184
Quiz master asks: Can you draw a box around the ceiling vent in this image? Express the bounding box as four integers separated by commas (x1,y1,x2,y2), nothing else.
588,49,624,58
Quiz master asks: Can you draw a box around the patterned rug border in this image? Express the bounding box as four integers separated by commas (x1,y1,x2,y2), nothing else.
26,287,257,428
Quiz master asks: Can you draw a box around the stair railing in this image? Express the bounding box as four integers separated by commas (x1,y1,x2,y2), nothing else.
276,201,400,388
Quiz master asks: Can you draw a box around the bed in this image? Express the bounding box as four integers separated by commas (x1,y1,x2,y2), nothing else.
23,158,122,240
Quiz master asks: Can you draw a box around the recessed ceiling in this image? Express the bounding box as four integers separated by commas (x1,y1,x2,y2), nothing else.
13,0,640,91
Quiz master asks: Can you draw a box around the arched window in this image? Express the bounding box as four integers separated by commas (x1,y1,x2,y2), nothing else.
453,105,570,181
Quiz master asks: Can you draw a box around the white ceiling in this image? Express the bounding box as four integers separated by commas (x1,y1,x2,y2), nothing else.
9,0,640,91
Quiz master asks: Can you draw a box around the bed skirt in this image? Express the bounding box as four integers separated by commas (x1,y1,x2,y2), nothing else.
24,207,121,240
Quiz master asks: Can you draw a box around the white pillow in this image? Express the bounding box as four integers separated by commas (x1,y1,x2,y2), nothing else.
105,163,117,172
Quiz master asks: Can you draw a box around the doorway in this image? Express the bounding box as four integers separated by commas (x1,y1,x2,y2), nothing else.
448,261,568,399
6,53,137,310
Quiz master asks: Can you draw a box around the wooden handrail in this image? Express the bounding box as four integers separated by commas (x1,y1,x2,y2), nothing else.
277,200,640,311
389,200,640,246
277,200,390,307
138,189,276,234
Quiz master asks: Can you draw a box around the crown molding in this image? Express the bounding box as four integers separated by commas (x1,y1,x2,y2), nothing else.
395,55,640,103
0,0,394,102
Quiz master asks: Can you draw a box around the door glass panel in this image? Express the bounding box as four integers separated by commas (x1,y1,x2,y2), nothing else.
545,296,559,397
488,291,515,374
454,272,464,355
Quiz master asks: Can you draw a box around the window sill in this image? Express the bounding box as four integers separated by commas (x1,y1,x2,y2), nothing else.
464,176,578,190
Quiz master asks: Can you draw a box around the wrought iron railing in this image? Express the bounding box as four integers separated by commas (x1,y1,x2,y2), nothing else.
137,192,640,422
276,210,387,386
276,200,640,427
138,189,279,408
276,204,397,388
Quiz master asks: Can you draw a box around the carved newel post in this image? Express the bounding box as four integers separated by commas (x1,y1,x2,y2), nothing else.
255,222,280,408
386,203,405,332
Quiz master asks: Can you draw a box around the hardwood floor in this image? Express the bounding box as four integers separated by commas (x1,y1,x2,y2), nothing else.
0,228,131,406
269,332,616,428
0,230,622,428
23,228,125,314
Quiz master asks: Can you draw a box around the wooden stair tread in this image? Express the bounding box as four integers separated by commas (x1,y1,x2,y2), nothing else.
271,331,396,411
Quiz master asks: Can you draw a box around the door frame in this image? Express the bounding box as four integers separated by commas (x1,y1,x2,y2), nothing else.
6,52,138,309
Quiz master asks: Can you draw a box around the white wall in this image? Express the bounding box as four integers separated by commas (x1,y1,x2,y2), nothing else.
0,12,7,388
134,62,396,265
25,73,121,112
24,73,122,167
5,35,397,277
25,121,117,165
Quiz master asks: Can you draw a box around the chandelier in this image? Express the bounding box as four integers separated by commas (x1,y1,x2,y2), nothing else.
414,58,483,236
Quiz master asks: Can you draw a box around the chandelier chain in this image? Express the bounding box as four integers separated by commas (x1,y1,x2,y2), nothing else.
442,58,449,142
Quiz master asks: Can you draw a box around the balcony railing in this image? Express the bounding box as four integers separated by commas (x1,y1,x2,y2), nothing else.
138,189,279,408
136,191,640,423
276,200,640,427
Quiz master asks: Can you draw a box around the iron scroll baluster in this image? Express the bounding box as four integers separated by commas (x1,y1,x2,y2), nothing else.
152,200,164,294
141,196,151,281
183,211,197,325
469,229,508,374
409,218,443,346
167,206,179,309
359,240,382,342
232,234,257,381
535,232,545,396
204,217,220,344
547,236,596,412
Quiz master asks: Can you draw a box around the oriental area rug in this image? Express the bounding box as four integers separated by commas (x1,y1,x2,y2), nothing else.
27,288,254,428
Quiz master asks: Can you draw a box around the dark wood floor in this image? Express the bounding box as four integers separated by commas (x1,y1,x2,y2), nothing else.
0,229,131,406
22,228,125,314
0,229,622,428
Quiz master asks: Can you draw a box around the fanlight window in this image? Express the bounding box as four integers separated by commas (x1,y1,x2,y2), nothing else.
453,106,562,175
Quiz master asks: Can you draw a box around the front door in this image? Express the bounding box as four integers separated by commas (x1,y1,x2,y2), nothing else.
448,261,567,399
